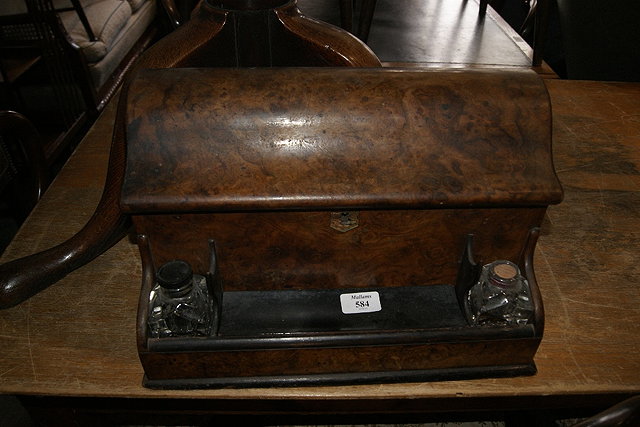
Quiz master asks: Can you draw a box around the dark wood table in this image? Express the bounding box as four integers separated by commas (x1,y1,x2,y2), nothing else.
1,78,639,424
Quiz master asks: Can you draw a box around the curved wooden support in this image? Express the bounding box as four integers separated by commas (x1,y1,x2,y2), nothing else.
144,0,380,68
0,0,380,308
0,117,131,308
0,216,131,309
159,0,184,29
275,2,380,66
520,227,544,335
574,395,640,427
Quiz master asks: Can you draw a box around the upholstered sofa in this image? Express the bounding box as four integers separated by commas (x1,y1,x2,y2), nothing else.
1,0,158,112
55,0,158,108
1,0,158,167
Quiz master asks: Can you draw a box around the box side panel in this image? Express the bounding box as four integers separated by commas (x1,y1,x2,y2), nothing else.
132,207,546,291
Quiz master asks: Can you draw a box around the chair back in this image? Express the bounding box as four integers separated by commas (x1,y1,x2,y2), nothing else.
0,110,48,229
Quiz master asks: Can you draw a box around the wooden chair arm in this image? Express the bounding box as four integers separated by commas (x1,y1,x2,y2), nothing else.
574,395,640,427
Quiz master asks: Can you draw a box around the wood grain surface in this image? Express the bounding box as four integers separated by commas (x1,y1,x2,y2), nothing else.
0,79,638,407
122,68,561,211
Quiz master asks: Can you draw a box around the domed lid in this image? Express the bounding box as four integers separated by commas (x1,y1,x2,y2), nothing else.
122,67,563,214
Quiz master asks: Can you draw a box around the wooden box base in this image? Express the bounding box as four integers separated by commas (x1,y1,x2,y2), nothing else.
136,231,544,389
143,364,537,389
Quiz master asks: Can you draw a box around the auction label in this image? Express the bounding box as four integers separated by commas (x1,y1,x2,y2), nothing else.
340,291,382,314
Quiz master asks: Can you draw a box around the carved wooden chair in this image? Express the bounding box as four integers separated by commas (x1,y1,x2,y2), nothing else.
0,110,49,253
160,0,378,42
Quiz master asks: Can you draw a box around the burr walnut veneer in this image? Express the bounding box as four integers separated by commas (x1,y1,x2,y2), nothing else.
122,67,562,388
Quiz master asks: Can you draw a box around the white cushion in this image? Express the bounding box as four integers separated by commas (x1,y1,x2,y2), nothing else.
88,0,155,89
59,0,132,63
126,0,148,12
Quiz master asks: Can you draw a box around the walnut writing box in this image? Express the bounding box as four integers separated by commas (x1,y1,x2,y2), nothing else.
121,67,563,388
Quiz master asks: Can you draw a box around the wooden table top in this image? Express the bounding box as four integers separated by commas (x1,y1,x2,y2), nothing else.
299,0,534,67
0,78,639,409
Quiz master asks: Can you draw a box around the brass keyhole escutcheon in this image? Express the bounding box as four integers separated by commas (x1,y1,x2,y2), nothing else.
330,211,359,232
